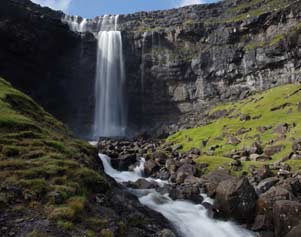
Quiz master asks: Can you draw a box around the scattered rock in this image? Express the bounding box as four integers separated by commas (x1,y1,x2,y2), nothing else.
264,145,284,156
240,114,251,121
227,136,241,145
273,123,290,134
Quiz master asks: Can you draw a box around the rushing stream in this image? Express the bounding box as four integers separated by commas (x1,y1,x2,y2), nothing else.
99,154,255,237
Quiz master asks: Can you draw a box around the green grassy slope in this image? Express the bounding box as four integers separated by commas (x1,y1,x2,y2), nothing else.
167,83,301,175
0,77,110,235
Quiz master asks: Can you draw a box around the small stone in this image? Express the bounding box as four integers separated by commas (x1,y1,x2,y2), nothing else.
227,136,241,145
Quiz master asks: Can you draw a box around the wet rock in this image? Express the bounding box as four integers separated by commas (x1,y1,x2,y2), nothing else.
111,154,137,171
273,200,301,237
215,177,257,223
126,179,159,189
169,184,203,203
144,159,160,176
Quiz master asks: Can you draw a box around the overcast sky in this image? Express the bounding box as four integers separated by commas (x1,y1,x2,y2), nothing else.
31,0,219,18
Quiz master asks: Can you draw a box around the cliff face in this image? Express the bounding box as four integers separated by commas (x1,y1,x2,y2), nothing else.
0,0,96,138
1,0,301,137
120,0,301,134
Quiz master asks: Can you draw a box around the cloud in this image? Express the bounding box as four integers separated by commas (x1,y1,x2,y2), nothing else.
31,0,72,11
178,0,204,7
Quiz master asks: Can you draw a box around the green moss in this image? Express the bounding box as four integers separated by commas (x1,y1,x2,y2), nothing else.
167,83,301,174
0,76,109,230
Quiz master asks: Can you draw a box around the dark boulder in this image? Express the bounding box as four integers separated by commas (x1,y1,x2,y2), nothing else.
215,177,257,223
202,169,232,197
256,177,279,194
273,200,301,237
111,154,137,171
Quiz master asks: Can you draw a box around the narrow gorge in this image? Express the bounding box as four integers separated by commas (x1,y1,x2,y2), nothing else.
1,0,301,237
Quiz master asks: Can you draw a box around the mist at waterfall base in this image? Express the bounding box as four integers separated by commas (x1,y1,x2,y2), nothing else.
63,15,127,139
99,154,255,237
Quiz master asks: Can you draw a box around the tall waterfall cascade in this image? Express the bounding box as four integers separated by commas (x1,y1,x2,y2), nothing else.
62,15,127,138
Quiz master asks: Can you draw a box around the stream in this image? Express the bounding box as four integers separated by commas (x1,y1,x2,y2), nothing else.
99,154,255,237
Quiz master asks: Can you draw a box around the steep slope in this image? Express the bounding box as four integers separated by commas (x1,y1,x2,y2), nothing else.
0,77,174,237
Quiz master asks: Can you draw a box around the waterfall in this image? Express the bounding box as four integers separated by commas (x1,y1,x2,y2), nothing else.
94,15,127,138
62,14,127,138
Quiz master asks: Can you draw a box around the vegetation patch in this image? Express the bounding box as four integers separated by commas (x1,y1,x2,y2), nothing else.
167,83,301,174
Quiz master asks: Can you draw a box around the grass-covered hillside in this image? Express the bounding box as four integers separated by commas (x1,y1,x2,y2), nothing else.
0,77,113,236
167,83,301,175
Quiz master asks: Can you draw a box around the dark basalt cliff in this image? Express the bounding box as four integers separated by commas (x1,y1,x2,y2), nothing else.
1,0,301,138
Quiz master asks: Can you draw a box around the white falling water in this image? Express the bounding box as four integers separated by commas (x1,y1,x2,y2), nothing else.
62,15,127,138
62,15,87,33
99,154,255,237
94,15,127,138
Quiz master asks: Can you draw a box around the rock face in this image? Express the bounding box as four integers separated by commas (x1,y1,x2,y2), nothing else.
1,0,301,138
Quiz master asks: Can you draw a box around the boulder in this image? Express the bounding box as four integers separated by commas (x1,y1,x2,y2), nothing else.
264,145,284,156
165,159,177,174
256,177,279,194
292,139,301,152
126,179,159,189
257,187,296,215
202,169,232,197
227,136,241,145
215,177,257,223
157,229,176,237
256,165,274,180
169,184,203,203
273,123,290,134
250,142,264,154
144,159,160,176
111,154,137,171
240,114,251,121
273,200,301,237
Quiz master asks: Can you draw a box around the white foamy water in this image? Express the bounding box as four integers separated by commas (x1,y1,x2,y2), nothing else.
99,154,255,237
94,15,127,138
62,15,127,138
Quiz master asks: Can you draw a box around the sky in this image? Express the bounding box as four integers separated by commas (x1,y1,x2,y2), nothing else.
31,0,218,18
